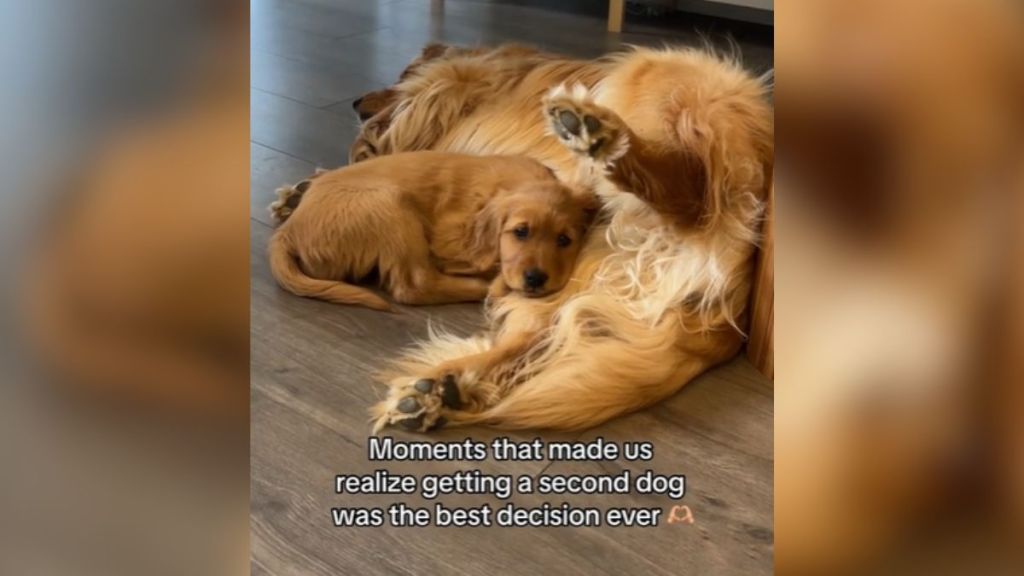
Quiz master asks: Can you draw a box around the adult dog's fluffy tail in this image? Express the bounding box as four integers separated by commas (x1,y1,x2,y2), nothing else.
268,232,392,311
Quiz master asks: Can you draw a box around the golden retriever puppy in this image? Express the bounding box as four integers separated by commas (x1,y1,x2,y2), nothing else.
267,151,594,311
359,46,773,432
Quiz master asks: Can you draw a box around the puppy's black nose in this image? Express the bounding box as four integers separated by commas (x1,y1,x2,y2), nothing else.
523,269,548,290
352,96,364,111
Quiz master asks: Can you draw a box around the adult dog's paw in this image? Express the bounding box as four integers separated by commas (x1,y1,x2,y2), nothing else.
371,374,465,433
543,84,629,163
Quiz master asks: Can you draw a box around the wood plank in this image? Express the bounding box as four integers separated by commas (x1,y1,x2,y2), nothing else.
251,51,383,109
250,89,359,168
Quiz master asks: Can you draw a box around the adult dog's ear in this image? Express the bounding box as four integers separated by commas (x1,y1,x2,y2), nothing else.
349,101,399,163
418,43,451,63
352,89,397,122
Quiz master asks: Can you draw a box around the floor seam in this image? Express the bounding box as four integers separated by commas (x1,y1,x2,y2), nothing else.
251,140,319,166
251,86,331,109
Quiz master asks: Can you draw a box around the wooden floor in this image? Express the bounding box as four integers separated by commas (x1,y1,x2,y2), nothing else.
250,1,773,574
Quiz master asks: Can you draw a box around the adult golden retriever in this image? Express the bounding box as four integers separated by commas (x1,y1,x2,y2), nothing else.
353,44,773,432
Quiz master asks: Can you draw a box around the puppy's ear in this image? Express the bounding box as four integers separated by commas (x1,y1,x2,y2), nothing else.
469,192,511,258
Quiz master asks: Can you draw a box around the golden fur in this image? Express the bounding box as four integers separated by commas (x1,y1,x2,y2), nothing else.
354,45,773,432
268,151,593,311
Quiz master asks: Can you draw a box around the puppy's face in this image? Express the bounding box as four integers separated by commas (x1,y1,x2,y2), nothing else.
495,183,596,297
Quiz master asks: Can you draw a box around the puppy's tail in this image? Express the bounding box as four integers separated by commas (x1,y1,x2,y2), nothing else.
268,232,392,311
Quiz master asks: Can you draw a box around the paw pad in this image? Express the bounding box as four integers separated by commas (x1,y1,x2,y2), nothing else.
558,110,581,135
543,89,625,162
380,374,463,433
397,396,420,413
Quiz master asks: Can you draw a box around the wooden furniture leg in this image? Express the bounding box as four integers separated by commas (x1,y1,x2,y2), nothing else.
608,0,625,32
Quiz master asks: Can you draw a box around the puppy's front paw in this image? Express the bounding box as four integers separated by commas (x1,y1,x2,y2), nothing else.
543,85,629,163
371,374,465,433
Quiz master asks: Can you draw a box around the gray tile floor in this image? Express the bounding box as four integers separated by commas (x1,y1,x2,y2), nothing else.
251,1,773,574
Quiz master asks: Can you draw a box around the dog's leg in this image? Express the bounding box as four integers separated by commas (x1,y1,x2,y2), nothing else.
438,260,493,276
543,84,631,166
390,267,490,306
544,85,707,226
370,370,493,433
372,291,557,433
370,327,539,433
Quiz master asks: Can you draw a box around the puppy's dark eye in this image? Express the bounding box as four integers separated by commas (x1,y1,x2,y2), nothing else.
557,234,572,247
513,225,529,240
